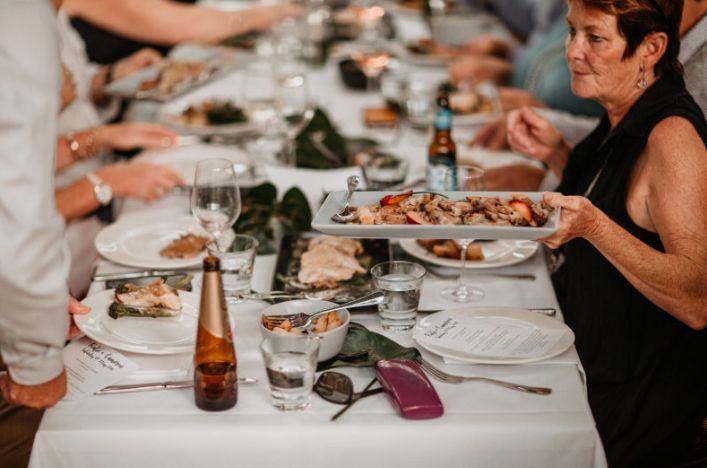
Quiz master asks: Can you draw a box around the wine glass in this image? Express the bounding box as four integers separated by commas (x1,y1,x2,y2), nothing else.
351,8,389,92
191,159,241,253
242,61,279,135
441,165,486,303
276,67,314,166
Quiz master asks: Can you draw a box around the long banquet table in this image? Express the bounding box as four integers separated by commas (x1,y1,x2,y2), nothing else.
30,7,606,468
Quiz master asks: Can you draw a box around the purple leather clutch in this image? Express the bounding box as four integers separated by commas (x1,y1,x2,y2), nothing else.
374,359,444,420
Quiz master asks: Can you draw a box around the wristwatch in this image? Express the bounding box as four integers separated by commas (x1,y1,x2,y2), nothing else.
86,172,112,206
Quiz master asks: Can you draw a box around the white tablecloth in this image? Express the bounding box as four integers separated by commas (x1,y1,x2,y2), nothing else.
30,13,606,467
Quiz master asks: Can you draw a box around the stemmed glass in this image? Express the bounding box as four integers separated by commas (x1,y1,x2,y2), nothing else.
441,165,486,303
276,66,314,166
191,159,241,252
351,7,389,92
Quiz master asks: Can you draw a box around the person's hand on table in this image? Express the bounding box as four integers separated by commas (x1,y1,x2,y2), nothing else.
449,55,511,86
484,164,546,191
98,161,185,201
537,192,601,249
112,48,164,81
498,87,545,112
67,295,90,341
462,36,512,58
96,123,177,151
469,117,510,150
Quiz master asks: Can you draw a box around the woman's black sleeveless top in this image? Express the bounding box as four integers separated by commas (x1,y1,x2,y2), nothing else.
554,76,707,468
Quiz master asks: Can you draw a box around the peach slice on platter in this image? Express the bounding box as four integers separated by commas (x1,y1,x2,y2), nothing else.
406,211,431,225
509,199,533,224
380,190,413,207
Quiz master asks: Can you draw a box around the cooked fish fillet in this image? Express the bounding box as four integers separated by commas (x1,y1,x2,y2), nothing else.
298,244,365,285
307,236,363,256
115,279,181,312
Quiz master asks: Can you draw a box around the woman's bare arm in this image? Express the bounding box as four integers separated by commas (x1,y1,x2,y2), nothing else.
63,0,299,45
576,117,707,329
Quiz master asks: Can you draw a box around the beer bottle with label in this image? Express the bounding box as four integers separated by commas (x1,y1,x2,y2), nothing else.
426,93,457,191
194,256,238,411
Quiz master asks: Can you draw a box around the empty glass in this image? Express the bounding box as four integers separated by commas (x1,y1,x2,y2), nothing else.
276,67,314,166
206,234,258,302
260,334,320,411
191,159,241,252
371,261,426,332
441,165,486,303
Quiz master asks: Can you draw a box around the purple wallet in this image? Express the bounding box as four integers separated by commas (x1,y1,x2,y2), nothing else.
374,359,444,420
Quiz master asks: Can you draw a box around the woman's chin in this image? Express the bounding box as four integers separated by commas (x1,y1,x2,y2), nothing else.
570,80,597,101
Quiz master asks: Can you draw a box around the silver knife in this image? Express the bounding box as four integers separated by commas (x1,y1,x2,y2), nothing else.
95,377,257,395
93,270,199,282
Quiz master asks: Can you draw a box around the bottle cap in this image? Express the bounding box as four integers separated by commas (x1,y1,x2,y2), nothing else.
203,256,221,271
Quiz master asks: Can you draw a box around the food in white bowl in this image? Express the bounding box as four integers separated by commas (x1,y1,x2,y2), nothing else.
259,300,350,362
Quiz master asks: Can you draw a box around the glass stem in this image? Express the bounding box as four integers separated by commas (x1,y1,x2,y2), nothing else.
285,136,296,167
457,239,470,296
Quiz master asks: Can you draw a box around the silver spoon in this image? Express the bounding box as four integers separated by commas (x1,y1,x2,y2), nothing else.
331,175,359,223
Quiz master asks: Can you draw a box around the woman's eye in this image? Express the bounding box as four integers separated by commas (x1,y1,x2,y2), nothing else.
568,27,576,37
589,34,603,43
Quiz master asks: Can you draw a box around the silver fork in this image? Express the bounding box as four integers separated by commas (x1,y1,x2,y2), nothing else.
416,358,552,395
263,291,384,330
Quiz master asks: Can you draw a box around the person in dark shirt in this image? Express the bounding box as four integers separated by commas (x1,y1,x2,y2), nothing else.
506,1,706,466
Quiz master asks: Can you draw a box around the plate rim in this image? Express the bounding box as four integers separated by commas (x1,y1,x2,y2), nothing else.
412,306,574,364
399,238,538,269
94,215,207,270
75,289,202,355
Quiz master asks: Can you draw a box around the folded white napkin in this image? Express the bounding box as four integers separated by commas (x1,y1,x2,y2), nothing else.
264,166,365,213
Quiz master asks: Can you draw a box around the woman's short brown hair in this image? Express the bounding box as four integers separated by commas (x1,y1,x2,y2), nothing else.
569,0,684,79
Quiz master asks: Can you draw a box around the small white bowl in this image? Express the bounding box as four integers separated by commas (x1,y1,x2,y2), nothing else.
259,300,350,362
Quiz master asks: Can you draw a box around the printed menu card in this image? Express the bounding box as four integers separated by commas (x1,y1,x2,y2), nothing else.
62,337,139,400
418,315,566,359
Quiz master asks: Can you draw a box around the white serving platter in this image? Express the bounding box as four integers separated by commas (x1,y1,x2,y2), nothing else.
311,191,560,240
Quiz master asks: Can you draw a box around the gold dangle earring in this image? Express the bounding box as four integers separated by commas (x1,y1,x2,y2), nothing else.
637,63,648,89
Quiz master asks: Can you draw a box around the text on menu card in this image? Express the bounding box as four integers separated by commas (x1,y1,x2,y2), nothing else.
62,337,139,400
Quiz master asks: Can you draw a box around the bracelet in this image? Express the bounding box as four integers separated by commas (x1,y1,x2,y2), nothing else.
66,131,81,161
65,129,99,161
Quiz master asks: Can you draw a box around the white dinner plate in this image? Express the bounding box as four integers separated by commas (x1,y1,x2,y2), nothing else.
312,191,560,240
95,216,209,269
135,144,254,186
413,307,575,364
76,289,206,355
158,100,255,136
399,239,538,269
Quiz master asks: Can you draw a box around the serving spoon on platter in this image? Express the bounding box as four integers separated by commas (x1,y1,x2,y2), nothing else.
331,175,360,223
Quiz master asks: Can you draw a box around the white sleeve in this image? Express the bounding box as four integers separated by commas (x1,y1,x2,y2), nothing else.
0,0,70,385
536,108,600,146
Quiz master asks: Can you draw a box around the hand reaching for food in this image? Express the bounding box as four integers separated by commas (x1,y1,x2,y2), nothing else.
97,161,185,201
112,47,164,81
96,122,177,151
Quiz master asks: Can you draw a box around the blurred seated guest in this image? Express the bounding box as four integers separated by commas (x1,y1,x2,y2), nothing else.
508,1,707,466
452,10,605,117
54,1,184,297
452,0,566,83
475,0,707,192
63,0,302,64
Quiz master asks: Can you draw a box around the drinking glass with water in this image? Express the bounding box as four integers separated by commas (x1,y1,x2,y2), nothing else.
371,261,426,332
260,335,320,411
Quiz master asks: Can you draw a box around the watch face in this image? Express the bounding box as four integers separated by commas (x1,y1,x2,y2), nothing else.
96,184,112,205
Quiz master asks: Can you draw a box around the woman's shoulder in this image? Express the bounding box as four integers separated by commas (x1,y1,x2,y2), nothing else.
646,116,706,174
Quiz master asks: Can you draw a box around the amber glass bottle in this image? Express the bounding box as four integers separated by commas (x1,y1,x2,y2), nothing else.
194,256,238,411
426,93,457,191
